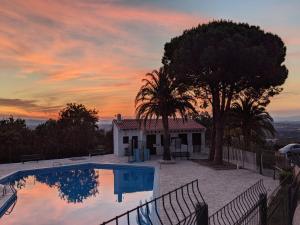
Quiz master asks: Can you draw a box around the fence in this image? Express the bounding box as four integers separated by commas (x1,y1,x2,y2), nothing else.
222,148,284,178
288,168,300,222
101,179,267,225
101,174,300,225
208,180,267,225
0,185,17,218
101,179,205,225
222,147,257,172
267,167,300,225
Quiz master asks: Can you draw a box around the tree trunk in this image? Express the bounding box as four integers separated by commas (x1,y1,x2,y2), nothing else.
162,116,171,160
211,89,224,164
209,123,216,161
213,118,224,164
210,85,233,164
243,129,250,151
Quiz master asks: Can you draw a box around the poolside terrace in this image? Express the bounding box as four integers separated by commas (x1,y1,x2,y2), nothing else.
0,154,278,217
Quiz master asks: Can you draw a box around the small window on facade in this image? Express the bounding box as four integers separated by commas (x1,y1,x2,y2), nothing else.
123,136,129,144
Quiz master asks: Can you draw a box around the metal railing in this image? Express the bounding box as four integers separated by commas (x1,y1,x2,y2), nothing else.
101,179,270,225
0,184,16,199
101,174,300,225
288,169,300,222
267,175,291,225
267,167,300,225
101,179,205,225
0,184,17,217
208,179,267,225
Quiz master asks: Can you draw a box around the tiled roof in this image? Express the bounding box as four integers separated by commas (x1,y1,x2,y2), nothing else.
113,119,205,131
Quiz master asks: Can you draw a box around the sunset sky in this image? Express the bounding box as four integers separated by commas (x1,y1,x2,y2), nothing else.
0,0,299,120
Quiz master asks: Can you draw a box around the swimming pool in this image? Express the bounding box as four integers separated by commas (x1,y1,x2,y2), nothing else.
0,163,155,225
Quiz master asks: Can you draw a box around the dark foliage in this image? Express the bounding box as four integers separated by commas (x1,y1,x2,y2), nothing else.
194,111,213,147
0,103,112,163
57,103,99,157
228,95,276,151
135,67,196,160
95,129,113,153
36,168,99,203
163,21,288,164
0,117,32,162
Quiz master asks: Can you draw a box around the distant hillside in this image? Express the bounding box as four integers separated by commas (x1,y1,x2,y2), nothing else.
25,119,46,129
274,116,300,122
274,121,300,145
97,121,112,132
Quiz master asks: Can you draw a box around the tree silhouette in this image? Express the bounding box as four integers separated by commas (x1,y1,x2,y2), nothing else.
135,67,196,160
0,117,30,162
163,21,288,164
58,103,99,156
194,112,213,148
0,103,103,163
35,119,61,158
229,95,275,151
36,168,99,203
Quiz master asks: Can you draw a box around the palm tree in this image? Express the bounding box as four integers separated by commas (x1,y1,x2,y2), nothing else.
229,96,275,151
135,67,196,160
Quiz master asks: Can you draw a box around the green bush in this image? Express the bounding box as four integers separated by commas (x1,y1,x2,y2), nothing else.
279,169,293,184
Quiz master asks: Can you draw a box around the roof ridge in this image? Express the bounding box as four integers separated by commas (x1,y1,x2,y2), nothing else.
113,118,205,131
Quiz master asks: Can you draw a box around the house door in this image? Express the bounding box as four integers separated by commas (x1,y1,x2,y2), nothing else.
132,136,138,149
192,133,202,152
146,135,156,155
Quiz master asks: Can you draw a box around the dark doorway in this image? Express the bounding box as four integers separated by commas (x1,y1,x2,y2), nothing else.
178,133,188,145
132,136,138,149
146,135,156,155
192,133,202,152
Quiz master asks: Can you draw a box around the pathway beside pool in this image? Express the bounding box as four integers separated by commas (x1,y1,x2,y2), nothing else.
0,154,278,216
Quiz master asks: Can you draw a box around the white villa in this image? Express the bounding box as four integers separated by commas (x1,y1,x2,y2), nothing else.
113,114,206,157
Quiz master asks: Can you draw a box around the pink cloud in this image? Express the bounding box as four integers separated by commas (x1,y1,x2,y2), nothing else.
0,0,207,118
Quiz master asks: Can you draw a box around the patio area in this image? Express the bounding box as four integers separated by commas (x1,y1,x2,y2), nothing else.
0,154,278,215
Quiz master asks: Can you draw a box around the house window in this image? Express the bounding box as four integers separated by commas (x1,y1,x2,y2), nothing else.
123,136,129,144
178,133,188,145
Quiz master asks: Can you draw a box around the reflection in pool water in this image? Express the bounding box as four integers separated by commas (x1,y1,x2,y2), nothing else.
36,168,99,203
0,165,154,225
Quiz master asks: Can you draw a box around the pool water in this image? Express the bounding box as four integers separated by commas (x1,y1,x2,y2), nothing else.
0,164,154,225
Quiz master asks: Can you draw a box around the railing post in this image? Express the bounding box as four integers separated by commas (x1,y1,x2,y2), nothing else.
259,193,267,225
195,203,208,225
287,185,293,225
260,152,263,175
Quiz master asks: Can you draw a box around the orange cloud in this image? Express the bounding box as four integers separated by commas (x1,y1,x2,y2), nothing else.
1,1,206,118
3,0,299,120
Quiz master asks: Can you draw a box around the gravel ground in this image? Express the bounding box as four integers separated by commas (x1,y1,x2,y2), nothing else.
0,154,278,219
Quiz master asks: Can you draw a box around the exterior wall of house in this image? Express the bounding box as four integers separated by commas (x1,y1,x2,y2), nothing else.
113,124,145,156
113,122,206,156
113,123,120,156
169,131,206,153
149,131,206,154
